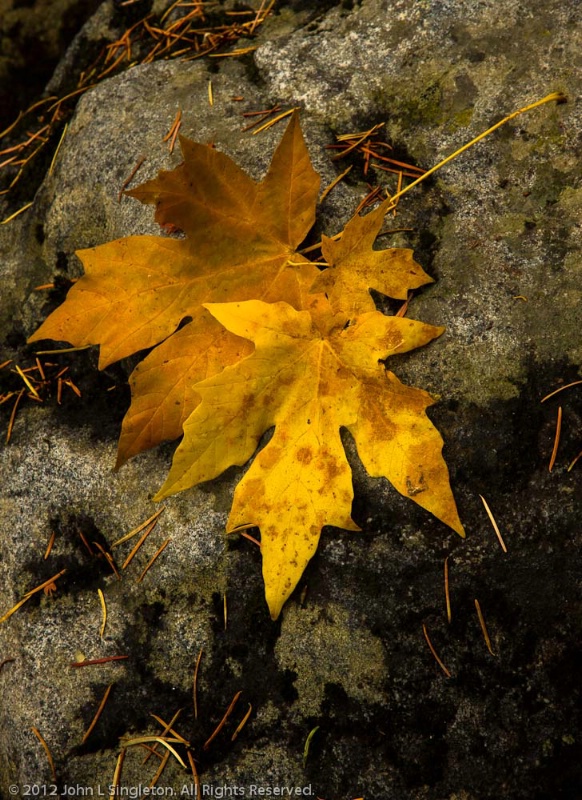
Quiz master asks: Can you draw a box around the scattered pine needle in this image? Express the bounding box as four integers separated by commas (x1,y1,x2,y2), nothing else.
121,517,159,569
319,164,353,203
136,538,171,583
34,345,91,355
474,598,496,656
383,92,566,212
92,540,121,579
118,155,146,202
0,569,67,623
70,655,129,668
223,592,228,630
15,364,39,397
209,45,258,58
149,750,170,787
231,703,252,742
6,388,25,443
331,123,385,160
160,111,182,144
163,109,182,153
47,86,92,113
241,104,281,132
78,529,94,557
252,107,300,135
82,683,113,744
120,736,187,769
479,495,507,553
151,711,189,745
98,588,107,638
395,291,412,318
203,690,242,750
422,623,451,678
541,379,582,402
354,185,384,215
444,556,452,623
109,748,126,800
548,406,562,472
193,647,203,720
303,725,319,767
48,123,68,176
23,569,67,599
0,201,33,224
208,81,214,107
113,507,165,547
568,449,582,472
31,726,57,782
239,531,261,548
145,710,188,767
187,750,201,796
299,230,342,256
139,743,165,761
0,597,29,625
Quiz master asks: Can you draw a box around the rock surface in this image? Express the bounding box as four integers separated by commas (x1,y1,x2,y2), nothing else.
0,0,581,797
0,0,102,130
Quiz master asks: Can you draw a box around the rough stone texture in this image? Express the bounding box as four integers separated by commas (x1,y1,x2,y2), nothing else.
0,0,102,129
1,0,581,798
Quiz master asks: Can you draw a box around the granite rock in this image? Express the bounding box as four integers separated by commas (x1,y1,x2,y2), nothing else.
0,1,581,797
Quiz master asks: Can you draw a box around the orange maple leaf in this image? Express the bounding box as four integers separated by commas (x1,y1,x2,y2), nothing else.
312,197,433,314
28,113,321,461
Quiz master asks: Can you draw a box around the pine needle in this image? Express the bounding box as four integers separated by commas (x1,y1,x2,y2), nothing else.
479,495,507,552
422,624,451,678
98,588,107,638
548,406,562,472
81,683,113,743
475,598,496,655
31,727,57,782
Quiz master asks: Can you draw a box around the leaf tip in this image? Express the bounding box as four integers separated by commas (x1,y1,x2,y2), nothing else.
267,595,285,621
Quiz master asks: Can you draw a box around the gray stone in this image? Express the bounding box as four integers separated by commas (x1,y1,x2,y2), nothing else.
1,0,581,797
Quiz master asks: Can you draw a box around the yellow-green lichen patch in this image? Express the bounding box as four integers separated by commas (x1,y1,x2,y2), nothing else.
275,603,388,717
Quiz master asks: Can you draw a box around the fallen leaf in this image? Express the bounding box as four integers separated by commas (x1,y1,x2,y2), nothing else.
311,198,433,314
29,112,320,370
155,294,464,619
115,308,252,465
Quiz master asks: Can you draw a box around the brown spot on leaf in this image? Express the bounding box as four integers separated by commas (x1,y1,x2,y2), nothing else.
242,477,264,499
259,446,282,469
296,447,313,464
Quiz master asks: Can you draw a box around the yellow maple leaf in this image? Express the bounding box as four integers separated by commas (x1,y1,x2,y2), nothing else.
156,293,464,619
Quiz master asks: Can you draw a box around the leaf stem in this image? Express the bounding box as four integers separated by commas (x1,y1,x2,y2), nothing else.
385,92,566,209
